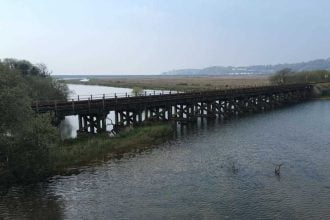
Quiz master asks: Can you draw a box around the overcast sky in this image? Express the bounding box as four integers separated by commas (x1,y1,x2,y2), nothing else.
1,0,330,74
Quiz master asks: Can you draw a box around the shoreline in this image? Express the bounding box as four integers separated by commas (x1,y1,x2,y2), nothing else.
313,96,330,100
66,80,178,91
1,122,175,187
53,122,175,174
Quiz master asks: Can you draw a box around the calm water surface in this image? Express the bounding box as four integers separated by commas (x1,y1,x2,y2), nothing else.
1,85,330,219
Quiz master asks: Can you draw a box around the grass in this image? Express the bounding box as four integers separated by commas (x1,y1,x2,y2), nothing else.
318,96,330,100
313,82,330,99
51,122,174,173
64,75,271,91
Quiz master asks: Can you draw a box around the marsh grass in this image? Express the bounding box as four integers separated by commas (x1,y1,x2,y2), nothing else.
65,75,270,91
51,123,174,173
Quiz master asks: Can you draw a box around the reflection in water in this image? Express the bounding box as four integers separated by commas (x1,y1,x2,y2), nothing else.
1,91,330,219
0,184,64,220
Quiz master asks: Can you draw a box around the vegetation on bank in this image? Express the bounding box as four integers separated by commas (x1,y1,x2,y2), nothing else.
0,59,174,188
0,59,69,186
313,82,330,98
52,123,174,173
270,68,330,85
270,69,330,97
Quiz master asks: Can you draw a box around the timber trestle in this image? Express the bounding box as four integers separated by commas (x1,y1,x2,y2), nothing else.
32,84,313,135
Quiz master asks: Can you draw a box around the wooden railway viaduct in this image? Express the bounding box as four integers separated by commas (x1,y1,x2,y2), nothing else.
32,84,313,135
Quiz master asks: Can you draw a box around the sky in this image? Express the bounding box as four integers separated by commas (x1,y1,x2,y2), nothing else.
1,0,330,75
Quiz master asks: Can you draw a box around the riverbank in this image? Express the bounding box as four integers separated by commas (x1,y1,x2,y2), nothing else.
0,122,174,189
313,82,330,99
63,75,271,91
315,95,330,100
51,122,174,174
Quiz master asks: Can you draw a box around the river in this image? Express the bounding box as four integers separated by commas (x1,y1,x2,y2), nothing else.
1,84,330,219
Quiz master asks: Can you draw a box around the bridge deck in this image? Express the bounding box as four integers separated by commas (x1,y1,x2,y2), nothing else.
32,84,312,116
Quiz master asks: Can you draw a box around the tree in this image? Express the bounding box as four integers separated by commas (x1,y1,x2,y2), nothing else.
0,59,68,185
131,87,144,96
270,68,293,84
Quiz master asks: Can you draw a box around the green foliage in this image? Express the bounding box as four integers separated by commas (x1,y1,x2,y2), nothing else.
52,123,174,171
0,67,32,133
313,82,330,97
270,69,330,85
0,59,68,185
1,58,68,101
2,58,49,77
131,86,144,96
4,116,59,183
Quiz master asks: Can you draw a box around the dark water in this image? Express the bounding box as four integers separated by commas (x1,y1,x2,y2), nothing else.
1,100,330,219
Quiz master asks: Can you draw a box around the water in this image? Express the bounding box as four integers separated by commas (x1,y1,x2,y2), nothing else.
1,85,330,219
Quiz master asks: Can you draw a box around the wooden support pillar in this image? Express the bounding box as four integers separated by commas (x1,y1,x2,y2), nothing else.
83,115,88,132
156,107,160,120
194,104,199,117
120,111,124,126
162,108,166,120
168,106,172,120
207,102,216,118
145,108,149,120
174,105,177,118
138,111,142,123
96,115,101,132
90,116,95,133
207,102,211,116
188,105,197,122
115,111,119,125
101,115,106,132
132,111,137,124
78,115,83,131
230,100,235,116
125,111,130,126
180,104,184,119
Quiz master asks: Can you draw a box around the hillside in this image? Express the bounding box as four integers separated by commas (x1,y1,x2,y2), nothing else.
162,58,330,75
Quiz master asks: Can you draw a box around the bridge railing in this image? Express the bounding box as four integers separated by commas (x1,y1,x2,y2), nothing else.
66,90,182,101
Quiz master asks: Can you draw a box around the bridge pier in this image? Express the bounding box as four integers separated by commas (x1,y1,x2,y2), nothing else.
77,114,107,135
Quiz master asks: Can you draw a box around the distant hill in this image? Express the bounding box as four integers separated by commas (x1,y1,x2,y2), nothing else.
162,58,330,75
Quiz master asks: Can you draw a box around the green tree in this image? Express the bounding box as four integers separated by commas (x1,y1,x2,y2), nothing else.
0,59,67,185
131,86,144,96
270,68,293,84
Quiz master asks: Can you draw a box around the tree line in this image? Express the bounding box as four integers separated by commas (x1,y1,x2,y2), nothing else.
0,59,68,188
270,68,330,85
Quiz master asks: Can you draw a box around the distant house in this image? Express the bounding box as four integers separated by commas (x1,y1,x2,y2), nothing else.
80,78,90,82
